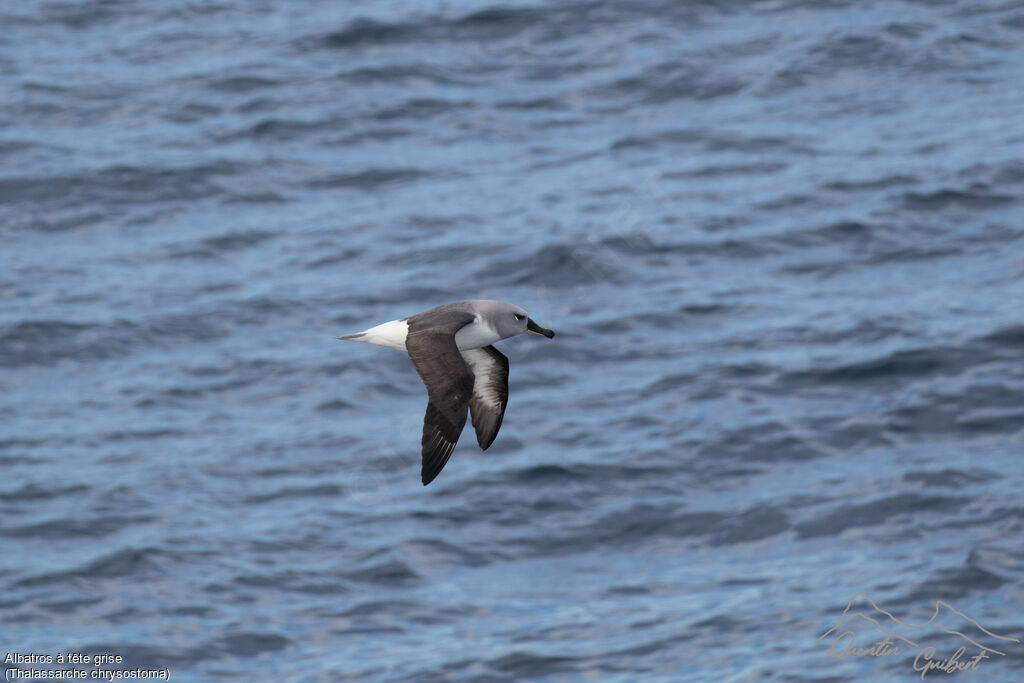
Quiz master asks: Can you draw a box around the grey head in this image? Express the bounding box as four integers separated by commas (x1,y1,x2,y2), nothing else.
468,300,555,341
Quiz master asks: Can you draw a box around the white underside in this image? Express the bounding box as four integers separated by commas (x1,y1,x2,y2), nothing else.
346,316,502,352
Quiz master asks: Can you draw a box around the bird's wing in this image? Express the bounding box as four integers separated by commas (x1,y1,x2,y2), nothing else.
405,311,476,485
460,345,509,450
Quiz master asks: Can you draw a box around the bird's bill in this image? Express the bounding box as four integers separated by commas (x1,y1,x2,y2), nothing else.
526,318,555,339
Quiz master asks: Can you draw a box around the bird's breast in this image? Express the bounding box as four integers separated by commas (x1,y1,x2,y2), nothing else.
454,318,502,350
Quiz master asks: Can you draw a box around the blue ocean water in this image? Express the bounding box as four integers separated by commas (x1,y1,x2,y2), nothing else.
2,1,1023,680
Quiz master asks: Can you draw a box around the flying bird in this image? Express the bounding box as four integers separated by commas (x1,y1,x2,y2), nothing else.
337,300,555,485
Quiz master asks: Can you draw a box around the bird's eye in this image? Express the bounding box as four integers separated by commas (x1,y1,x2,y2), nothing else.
514,314,524,321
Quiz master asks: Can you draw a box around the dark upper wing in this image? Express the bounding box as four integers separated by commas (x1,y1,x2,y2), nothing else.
405,309,476,485
460,345,509,450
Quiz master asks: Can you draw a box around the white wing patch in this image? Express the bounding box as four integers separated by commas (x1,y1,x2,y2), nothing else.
462,348,502,408
460,346,509,450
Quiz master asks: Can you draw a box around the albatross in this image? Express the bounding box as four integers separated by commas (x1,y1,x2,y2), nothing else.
337,300,555,485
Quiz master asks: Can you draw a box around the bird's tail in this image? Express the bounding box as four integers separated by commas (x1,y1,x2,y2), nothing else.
335,332,367,341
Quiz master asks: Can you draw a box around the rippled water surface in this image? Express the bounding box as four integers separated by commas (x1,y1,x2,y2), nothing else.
3,1,1024,680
